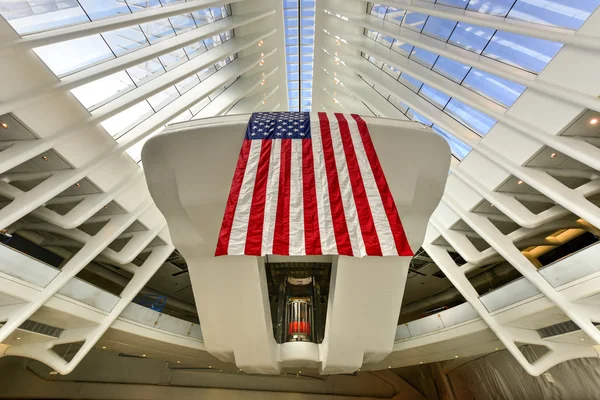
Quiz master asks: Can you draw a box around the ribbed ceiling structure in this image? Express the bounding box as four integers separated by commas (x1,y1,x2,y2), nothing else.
0,0,600,384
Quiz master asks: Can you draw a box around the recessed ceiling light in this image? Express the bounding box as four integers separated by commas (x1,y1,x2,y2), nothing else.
259,60,264,66
590,118,598,125
419,362,423,364
388,366,391,369
454,356,459,358
102,346,106,349
42,156,49,161
550,152,557,158
581,338,585,341
517,180,523,185
495,348,499,350
209,366,212,369
75,182,81,188
258,40,264,47
0,122,8,129
16,337,21,340
177,360,181,363
261,80,265,85
298,371,301,374
142,354,146,357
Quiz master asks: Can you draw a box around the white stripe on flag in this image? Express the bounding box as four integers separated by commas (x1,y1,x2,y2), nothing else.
326,112,365,257
311,116,337,254
228,140,262,255
289,139,305,255
347,116,397,256
261,139,281,255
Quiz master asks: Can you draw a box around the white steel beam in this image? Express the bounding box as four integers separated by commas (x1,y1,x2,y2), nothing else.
324,10,600,115
355,0,600,52
1,0,246,53
0,12,274,116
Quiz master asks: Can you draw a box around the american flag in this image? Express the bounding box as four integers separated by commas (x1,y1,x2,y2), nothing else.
215,112,413,257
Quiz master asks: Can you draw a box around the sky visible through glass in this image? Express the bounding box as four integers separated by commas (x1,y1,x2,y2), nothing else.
360,0,600,160
0,0,239,164
284,0,316,112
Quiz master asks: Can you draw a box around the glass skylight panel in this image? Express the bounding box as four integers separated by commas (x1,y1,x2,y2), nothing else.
159,48,188,71
399,73,424,93
445,99,497,135
419,85,451,109
410,47,439,68
284,0,315,111
466,0,518,16
30,5,232,79
361,51,497,142
128,0,162,12
170,13,197,34
102,26,148,57
403,11,428,32
431,125,472,159
77,0,131,21
384,7,406,25
507,0,600,30
140,18,176,43
448,23,495,54
462,69,525,107
0,1,230,36
34,35,115,77
0,0,88,35
127,59,166,86
465,0,600,29
147,86,180,111
422,16,457,41
101,100,154,138
482,31,563,73
432,57,471,83
437,0,470,8
70,71,135,110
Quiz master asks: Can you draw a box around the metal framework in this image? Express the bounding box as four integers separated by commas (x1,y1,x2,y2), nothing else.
0,0,285,374
0,0,600,378
312,0,600,376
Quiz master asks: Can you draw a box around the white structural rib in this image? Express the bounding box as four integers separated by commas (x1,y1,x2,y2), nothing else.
0,0,246,53
324,29,600,171
4,243,175,375
313,0,600,377
0,11,275,116
0,49,278,230
355,0,600,52
324,10,600,115
0,30,277,177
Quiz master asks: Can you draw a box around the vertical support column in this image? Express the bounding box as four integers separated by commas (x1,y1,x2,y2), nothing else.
320,256,410,374
187,255,280,374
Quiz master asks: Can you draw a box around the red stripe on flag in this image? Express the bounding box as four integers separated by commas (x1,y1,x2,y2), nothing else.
244,140,273,256
351,114,413,256
272,139,292,255
215,139,253,256
335,113,382,256
318,112,353,256
302,139,322,255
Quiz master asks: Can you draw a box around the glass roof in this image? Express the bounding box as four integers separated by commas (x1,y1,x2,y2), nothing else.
284,0,316,112
0,1,239,165
361,1,600,160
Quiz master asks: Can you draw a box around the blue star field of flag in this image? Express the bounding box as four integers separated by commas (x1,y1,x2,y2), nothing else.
245,112,311,140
